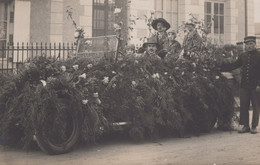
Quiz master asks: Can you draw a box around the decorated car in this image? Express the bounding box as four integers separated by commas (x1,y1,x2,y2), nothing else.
0,34,237,155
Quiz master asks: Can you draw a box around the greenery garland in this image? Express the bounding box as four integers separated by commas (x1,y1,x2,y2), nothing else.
0,44,239,149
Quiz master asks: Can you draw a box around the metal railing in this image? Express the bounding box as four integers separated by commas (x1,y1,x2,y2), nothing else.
0,42,76,73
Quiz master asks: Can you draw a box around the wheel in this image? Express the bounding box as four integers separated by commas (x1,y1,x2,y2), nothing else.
35,98,81,155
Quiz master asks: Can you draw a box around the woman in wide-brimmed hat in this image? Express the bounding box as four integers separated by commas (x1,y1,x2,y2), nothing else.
151,18,171,59
151,18,171,31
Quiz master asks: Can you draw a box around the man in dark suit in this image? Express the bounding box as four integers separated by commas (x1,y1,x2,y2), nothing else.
220,36,260,134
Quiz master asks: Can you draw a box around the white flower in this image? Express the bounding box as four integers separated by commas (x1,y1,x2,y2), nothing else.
114,8,122,14
93,92,99,98
33,135,37,141
222,54,226,57
152,73,160,79
113,24,121,30
76,26,83,31
134,60,139,64
73,65,79,71
102,76,109,84
85,40,92,45
192,71,195,74
156,73,160,78
79,73,86,79
82,99,89,105
112,83,117,88
192,62,196,67
60,65,66,72
112,71,116,74
216,76,220,79
40,80,47,87
181,71,185,75
203,68,208,72
164,72,168,75
96,98,102,104
74,31,80,38
131,81,137,87
87,64,93,69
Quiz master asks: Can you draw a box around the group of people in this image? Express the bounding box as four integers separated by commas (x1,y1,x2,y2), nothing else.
124,17,260,134
124,18,203,60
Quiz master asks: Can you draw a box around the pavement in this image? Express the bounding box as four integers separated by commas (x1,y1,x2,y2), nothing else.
0,112,260,165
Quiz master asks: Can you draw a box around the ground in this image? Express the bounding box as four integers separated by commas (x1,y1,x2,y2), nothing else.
0,112,260,165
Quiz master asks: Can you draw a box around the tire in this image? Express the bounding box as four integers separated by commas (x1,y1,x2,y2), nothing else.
35,98,81,155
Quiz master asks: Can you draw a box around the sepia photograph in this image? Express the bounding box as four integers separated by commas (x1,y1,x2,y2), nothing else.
0,0,260,164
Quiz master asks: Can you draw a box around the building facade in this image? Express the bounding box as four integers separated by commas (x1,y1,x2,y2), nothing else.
0,0,255,46
129,0,255,46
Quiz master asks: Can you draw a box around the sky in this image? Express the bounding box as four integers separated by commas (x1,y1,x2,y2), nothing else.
255,0,260,22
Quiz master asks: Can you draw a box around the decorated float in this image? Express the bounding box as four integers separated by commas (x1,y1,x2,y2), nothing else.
0,34,239,155
0,11,241,154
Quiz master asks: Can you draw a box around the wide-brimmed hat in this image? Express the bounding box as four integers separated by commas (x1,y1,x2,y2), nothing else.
143,36,159,48
151,18,170,31
244,36,256,43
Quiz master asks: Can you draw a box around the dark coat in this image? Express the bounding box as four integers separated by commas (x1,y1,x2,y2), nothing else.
167,40,181,55
221,49,260,89
182,30,203,53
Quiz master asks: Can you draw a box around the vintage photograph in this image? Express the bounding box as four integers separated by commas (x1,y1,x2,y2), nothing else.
0,0,260,164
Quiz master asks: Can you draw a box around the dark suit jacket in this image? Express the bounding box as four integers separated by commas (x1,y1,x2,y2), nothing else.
221,49,260,89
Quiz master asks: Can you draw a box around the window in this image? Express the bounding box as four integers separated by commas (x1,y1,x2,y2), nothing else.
154,0,178,30
92,0,116,37
0,2,8,58
205,2,224,44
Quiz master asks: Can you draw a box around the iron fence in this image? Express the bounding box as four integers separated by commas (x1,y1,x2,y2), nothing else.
0,42,76,73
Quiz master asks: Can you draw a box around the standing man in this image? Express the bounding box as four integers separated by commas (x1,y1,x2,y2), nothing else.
220,36,260,134
182,22,203,58
151,18,171,59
